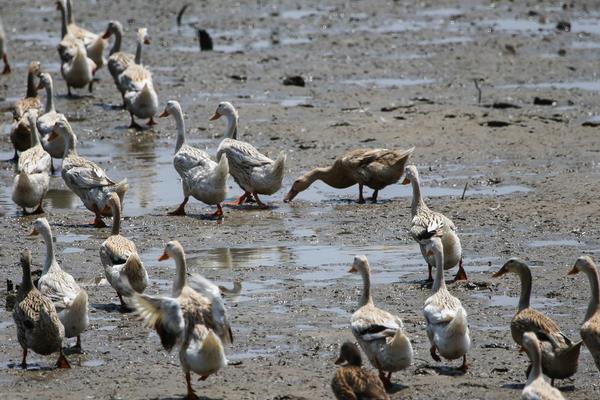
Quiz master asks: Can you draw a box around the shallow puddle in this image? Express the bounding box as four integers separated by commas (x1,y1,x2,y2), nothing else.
528,239,581,248
341,78,435,88
471,292,562,309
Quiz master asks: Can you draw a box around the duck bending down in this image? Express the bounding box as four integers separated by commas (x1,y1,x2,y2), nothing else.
13,250,70,369
331,341,390,400
403,165,467,282
133,241,230,400
12,111,51,215
31,218,89,352
210,101,285,208
422,224,471,371
10,61,42,161
493,259,582,384
103,24,150,108
349,255,413,388
160,101,228,218
568,256,600,372
36,72,66,171
521,332,565,400
284,147,414,204
0,17,10,74
100,193,147,309
53,116,129,227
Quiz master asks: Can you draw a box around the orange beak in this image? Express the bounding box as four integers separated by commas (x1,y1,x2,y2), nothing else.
101,31,111,39
518,346,526,353
401,177,411,185
28,227,39,236
492,269,506,278
283,189,298,203
48,131,59,141
209,112,221,121
348,265,357,273
334,356,345,365
158,252,169,261
159,110,170,118
567,265,579,276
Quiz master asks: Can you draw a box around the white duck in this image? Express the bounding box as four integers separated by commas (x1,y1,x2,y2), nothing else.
12,111,51,215
133,241,230,400
31,217,89,352
100,192,148,309
61,40,96,97
160,100,229,218
422,223,471,371
36,72,66,171
53,116,129,227
403,165,467,281
521,332,565,400
103,24,150,107
62,0,107,70
210,101,286,208
349,255,413,388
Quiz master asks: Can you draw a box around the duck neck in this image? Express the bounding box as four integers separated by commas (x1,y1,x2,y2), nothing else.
20,259,34,294
173,107,186,153
307,167,348,189
111,200,121,236
41,227,56,274
66,0,74,25
44,79,56,113
110,27,122,56
30,120,41,147
526,343,542,384
173,251,187,296
59,2,68,38
358,267,373,307
584,266,600,322
134,37,143,64
63,125,77,157
410,174,426,214
432,242,446,292
26,69,37,98
517,266,532,311
224,112,238,139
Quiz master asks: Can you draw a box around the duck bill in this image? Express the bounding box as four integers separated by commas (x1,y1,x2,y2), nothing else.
28,227,39,236
334,356,345,365
492,269,506,278
401,177,411,185
209,112,221,121
101,31,111,39
158,252,170,261
159,110,170,118
567,266,579,276
283,190,298,203
348,265,357,273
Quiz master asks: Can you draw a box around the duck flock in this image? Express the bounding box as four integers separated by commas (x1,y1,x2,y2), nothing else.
1,2,600,400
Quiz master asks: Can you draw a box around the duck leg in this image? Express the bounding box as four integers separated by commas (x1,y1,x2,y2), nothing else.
67,85,73,98
208,204,224,219
128,112,143,130
147,117,157,126
427,264,433,282
378,370,392,389
20,347,27,369
224,191,250,206
2,53,10,74
430,345,441,362
186,371,199,400
71,335,83,354
369,189,379,203
50,158,55,175
252,193,269,209
90,205,107,228
168,197,189,216
56,349,71,368
10,148,19,163
459,355,469,372
357,184,365,204
454,258,468,281
32,201,45,215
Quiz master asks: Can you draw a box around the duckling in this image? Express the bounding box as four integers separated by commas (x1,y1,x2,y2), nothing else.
521,332,565,400
331,341,390,400
211,101,286,208
100,193,148,309
53,116,129,227
284,147,414,203
13,250,70,369
160,100,229,218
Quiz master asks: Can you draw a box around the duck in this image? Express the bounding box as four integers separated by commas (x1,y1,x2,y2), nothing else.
52,116,129,227
12,111,51,215
210,101,286,208
331,341,390,400
348,255,413,388
521,332,565,400
10,61,42,161
13,249,70,369
403,165,467,282
284,147,414,204
63,0,106,70
99,192,148,309
103,24,150,107
0,16,10,74
36,72,66,171
493,258,582,384
30,217,89,352
160,100,229,218
119,42,158,129
56,0,79,62
132,241,230,400
61,40,96,97
422,223,471,371
568,256,600,372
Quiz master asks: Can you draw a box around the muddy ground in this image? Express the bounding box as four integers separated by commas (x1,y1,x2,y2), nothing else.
1,0,600,399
